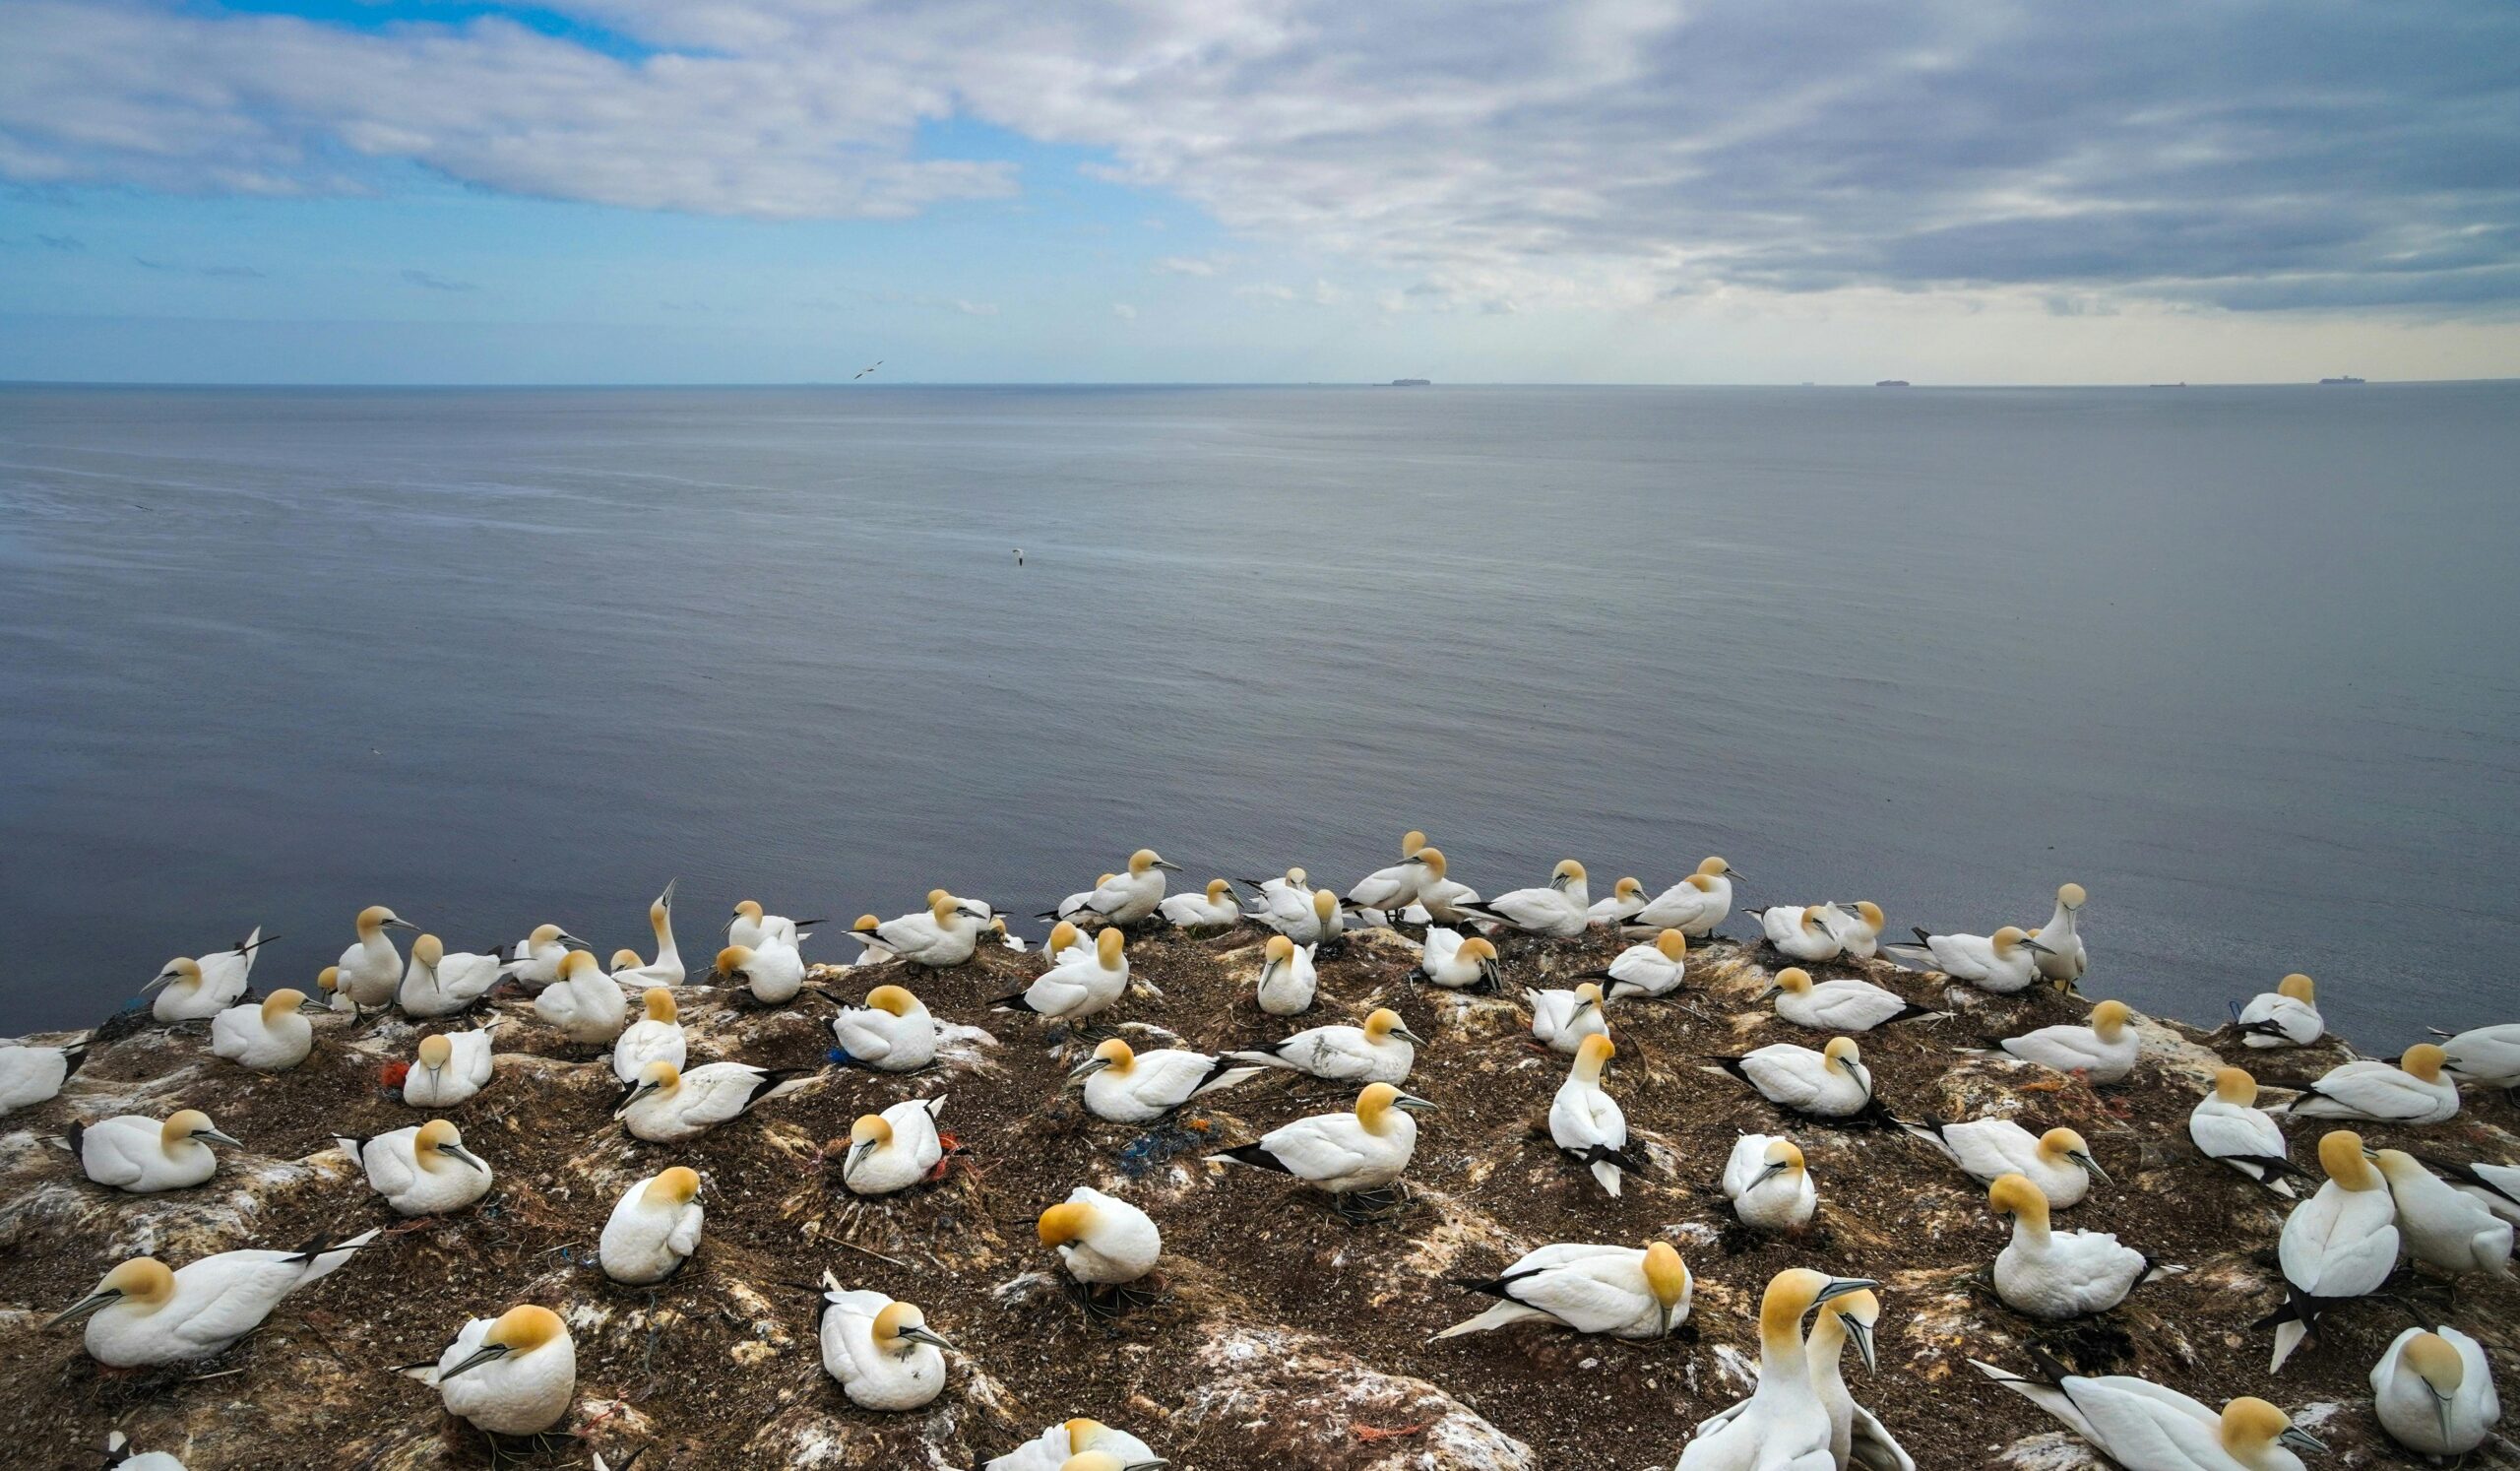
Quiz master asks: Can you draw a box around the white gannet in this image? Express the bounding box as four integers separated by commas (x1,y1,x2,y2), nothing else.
52,1232,380,1366
1678,1269,1878,1471
1038,1186,1162,1298
1048,849,1181,926
996,928,1130,1023
1988,1173,2173,1319
2371,1326,2498,1460
145,927,267,1023
2265,1130,2401,1371
1459,859,1592,937
397,934,504,1018
1527,981,1608,1053
856,893,989,969
1826,901,1888,961
1626,858,1741,938
831,984,937,1071
1997,998,2140,1084
407,1022,499,1108
2233,973,2322,1049
2425,1156,2520,1224
101,1432,186,1471
337,906,417,1010
1406,848,1484,925
1720,1037,1875,1119
1587,876,1650,925
534,951,628,1045
2280,1044,2459,1124
713,936,806,1005
1035,919,1092,969
1242,864,1311,910
2369,1148,2512,1281
1752,905,1846,964
1214,1082,1432,1217
428,1304,575,1437
728,897,818,951
1433,1240,1692,1341
73,1109,241,1192
1551,1035,1638,1196
1901,1119,2107,1205
985,1420,1166,1471
2190,1067,2303,1197
1587,928,1687,999
497,923,588,987
1975,1357,2325,1470
2434,1021,2520,1092
1721,1135,1816,1233
1228,1006,1420,1084
1762,967,1939,1033
209,988,313,1072
818,1283,951,1411
1882,925,2051,994
599,1165,704,1284
1345,831,1431,920
1071,1039,1259,1124
316,964,353,1013
1416,927,1499,991
1800,1290,1916,1470
339,1119,492,1216
1161,878,1245,929
0,1036,86,1113
614,880,686,988
1254,934,1319,1016
1259,887,1345,948
2028,883,2088,988
842,1097,947,1194
616,1059,808,1144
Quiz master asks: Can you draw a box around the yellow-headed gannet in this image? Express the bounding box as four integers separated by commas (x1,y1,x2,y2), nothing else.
145,927,267,1022
996,927,1130,1023
1625,858,1740,938
1551,1035,1639,1196
856,893,990,969
1345,831,1431,921
1587,876,1650,925
817,1279,952,1410
985,1419,1166,1471
1526,981,1608,1053
2264,1130,2400,1371
1762,967,1940,1033
1254,934,1318,1016
0,1035,86,1113
1406,848,1484,925
1047,849,1180,926
2028,883,2088,987
616,1059,808,1144
1433,1240,1691,1341
407,1021,499,1108
1721,1135,1816,1232
1070,1039,1260,1124
1882,925,2050,993
1996,998,2139,1083
842,1096,947,1194
1039,1186,1162,1297
1751,905,1846,963
613,880,685,988
1228,1007,1420,1084
1585,928,1687,999
1987,1173,2174,1318
428,1304,575,1436
728,897,817,950
52,1231,379,1366
1416,927,1499,991
1720,1037,1876,1120
832,984,937,1071
1899,1119,2106,1205
316,964,353,1012
2280,1044,2459,1123
1160,878,1244,929
599,1166,704,1284
339,1119,491,1216
397,933,504,1018
534,950,628,1044
2190,1067,2303,1197
1678,1269,1878,1470
497,922,588,987
1459,859,1592,937
337,906,416,1009
209,989,313,1071
1974,1355,2324,1470
2233,973,2322,1049
1826,901,1888,961
713,935,806,1005
611,988,687,1084
1213,1081,1432,1219
2371,1326,2498,1459
1725,1289,1914,1470
2368,1149,2512,1280
73,1108,240,1192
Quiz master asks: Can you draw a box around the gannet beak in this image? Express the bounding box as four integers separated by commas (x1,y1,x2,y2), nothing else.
1393,1092,1439,1113
559,931,590,948
1754,984,1781,1001
847,1140,875,1172
199,1129,246,1149
1066,1057,1115,1082
447,1145,489,1173
616,1082,660,1116
1813,1276,1879,1307
2281,1426,2328,1453
1573,997,1598,1017
441,1342,510,1380
2433,1390,2455,1447
1393,1027,1427,1047
1124,1461,1170,1470
141,971,181,992
900,1324,956,1351
1756,1160,1792,1187
1154,859,1183,871
1727,868,1749,883
2072,1150,2113,1185
384,918,419,931
2021,936,2057,956
47,1289,120,1327
957,906,988,920
1846,1316,1877,1374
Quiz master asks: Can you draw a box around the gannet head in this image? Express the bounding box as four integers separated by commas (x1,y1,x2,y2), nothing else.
1285,866,1308,886
1655,928,1688,960
2090,999,2132,1042
411,933,446,968
1355,1081,1435,1131
1757,1138,1806,1188
646,1165,701,1206
2212,1065,2257,1106
1204,878,1233,904
612,948,644,971
2276,972,2315,1004
145,957,202,992
1096,928,1126,967
1072,1038,1135,1082
1612,876,1644,903
1756,1268,1876,1347
1046,921,1082,955
1574,1033,1614,1081
1821,1037,1862,1075
527,923,564,949
2401,1331,2466,1444
2220,1397,2324,1459
846,1113,895,1171
1128,849,1181,875
1698,857,1734,878
2315,1130,2378,1189
1802,909,1833,934
2056,882,2086,911
1461,935,1498,964
1853,901,1884,928
1686,873,1716,894
1063,1423,1164,1469
2037,1127,2109,1184
929,894,963,926
1643,1241,1691,1327
864,985,918,1018
416,1119,487,1174
161,1109,243,1152
649,887,672,925
1573,981,1606,1019
872,1300,953,1354
2402,1043,2447,1082
357,905,415,937
1312,888,1338,923
635,988,677,1025
1363,1008,1424,1047
852,915,883,936
50,1257,176,1326
445,1304,567,1380
260,988,308,1022
416,1033,454,1071
1038,1198,1097,1247
1550,859,1587,889
713,945,753,982
618,1059,682,1114
1987,1172,2049,1231
733,899,764,923
558,950,598,981
1761,967,1814,1002
1417,847,1449,879
316,965,342,997
1401,830,1428,856
1816,1287,1882,1373
1265,934,1295,969
1989,926,2032,956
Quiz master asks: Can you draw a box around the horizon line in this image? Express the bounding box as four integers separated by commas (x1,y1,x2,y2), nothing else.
6,376,2515,391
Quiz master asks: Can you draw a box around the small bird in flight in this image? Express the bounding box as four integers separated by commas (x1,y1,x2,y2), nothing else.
853,360,883,380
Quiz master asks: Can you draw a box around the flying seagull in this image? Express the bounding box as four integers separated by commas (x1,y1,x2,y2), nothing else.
853,360,883,380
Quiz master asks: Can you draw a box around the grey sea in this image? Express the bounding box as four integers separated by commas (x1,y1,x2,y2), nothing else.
2,382,2514,1045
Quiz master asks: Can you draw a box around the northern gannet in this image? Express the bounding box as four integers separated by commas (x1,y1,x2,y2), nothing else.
1899,1119,2107,1205
101,1432,185,1470
1881,925,2050,993
1047,849,1180,926
1588,876,1650,925
1974,1355,2324,1470
1996,999,2139,1083
397,933,504,1018
1720,1037,1875,1119
599,1166,704,1284
1803,1290,1915,1470
996,928,1130,1023
2279,1044,2459,1123
842,1096,947,1194
534,951,628,1044
73,1109,241,1192
1160,878,1244,929
407,1022,499,1108
2234,974,2322,1049
1762,967,1939,1033
2370,1326,2498,1459
2434,1022,2520,1092
713,936,806,1005
1407,848,1484,925
2368,1149,2512,1280
1987,1173,2173,1318
1526,981,1608,1053
985,1420,1166,1471
1826,901,1888,961
817,1281,952,1410
1228,1007,1420,1084
1214,1082,1432,1218
728,898,817,950
1551,1035,1639,1195
1751,905,1846,963
338,1119,491,1216
498,923,588,987
52,1232,380,1366
1459,859,1592,937
1678,1269,1878,1470
1433,1241,1692,1341
1585,928,1687,999
315,964,352,1012
1071,1039,1259,1123
209,989,314,1071
831,984,937,1071
2264,1130,2401,1371
1626,858,1740,938
2190,1067,2303,1197
1254,934,1318,1016
1037,920,1091,968
614,880,685,988
0,1036,85,1113
1038,1186,1162,1299
1262,887,1345,948
1416,927,1498,991
429,1304,575,1436
616,1059,808,1143
337,906,416,1010
855,894,989,969
145,927,267,1022
1345,831,1430,920
1721,1134,1816,1232
2028,883,2088,988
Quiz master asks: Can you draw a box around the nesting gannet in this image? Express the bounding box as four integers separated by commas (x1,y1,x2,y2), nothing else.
316,964,353,1013
534,951,629,1044
1071,1039,1260,1124
613,880,686,988
1588,876,1650,925
728,898,818,950
856,894,989,969
1161,878,1244,929
339,1119,492,1216
1037,919,1091,968
73,1109,241,1192
1988,1173,2172,1318
616,1059,808,1144
429,1305,575,1437
1416,927,1499,991
397,934,505,1018
1678,1269,1878,1471
1762,968,1939,1033
1720,1037,1875,1119
2371,1326,2498,1460
1900,1119,2107,1205
1721,1135,1816,1232
1997,999,2139,1083
1434,1241,1692,1341
498,923,588,986
1882,925,2050,993
713,936,806,1005
1751,905,1846,963
1254,934,1319,1016
1258,887,1345,948
2432,1022,2520,1092
2029,883,2088,988
985,1420,1166,1471
1407,848,1484,925
101,1432,185,1470
2368,1149,2512,1280
831,984,937,1071
2190,1067,2303,1197
1459,860,1592,937
1039,1186,1163,1297
1627,858,1741,938
1585,929,1688,999
1799,1290,1915,1470
817,1281,952,1410
599,1166,704,1284
2425,1156,2520,1224
2232,974,2322,1049
1346,831,1431,920
1214,1082,1432,1217
209,989,313,1071
2280,1044,2459,1123
337,906,417,1009
1551,1035,1639,1195
1527,981,1608,1053
145,927,267,1022
407,1022,499,1108
1975,1356,2325,1470
1826,901,1888,961
52,1232,380,1366
1228,1007,1420,1084
0,1036,86,1113
1048,849,1180,926
2264,1130,2401,1371
996,928,1130,1023
842,1096,947,1194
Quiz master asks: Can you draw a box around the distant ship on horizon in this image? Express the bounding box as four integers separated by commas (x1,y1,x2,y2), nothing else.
1874,379,1911,388
2318,375,2365,385
1388,377,1431,387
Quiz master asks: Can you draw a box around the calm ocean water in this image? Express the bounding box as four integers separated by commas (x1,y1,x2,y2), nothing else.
1,383,2513,1045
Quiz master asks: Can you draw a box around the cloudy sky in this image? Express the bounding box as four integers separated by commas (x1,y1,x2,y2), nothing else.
3,0,2515,383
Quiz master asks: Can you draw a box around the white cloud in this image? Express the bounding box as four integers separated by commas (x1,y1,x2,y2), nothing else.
1110,301,1136,319
1150,254,1226,277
